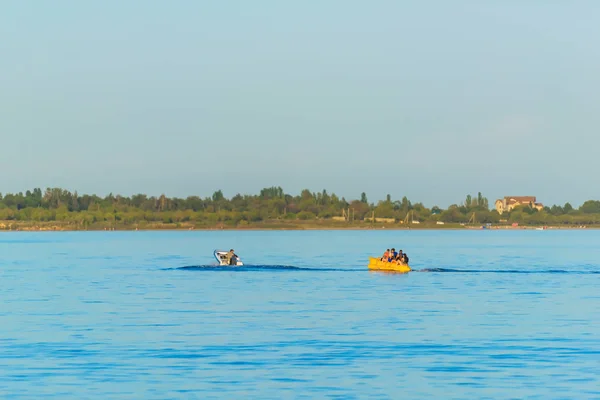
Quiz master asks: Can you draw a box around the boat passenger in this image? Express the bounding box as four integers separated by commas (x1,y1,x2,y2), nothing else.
402,253,409,264
226,249,236,265
389,248,397,262
381,249,390,261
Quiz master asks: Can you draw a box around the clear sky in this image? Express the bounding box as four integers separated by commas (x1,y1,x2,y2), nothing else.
1,1,599,208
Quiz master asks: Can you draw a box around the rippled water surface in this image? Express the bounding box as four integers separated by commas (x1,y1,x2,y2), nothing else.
1,230,599,399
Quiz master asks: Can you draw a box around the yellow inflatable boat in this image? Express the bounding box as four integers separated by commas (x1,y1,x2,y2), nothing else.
368,257,411,273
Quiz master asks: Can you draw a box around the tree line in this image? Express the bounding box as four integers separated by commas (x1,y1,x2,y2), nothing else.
1,187,600,228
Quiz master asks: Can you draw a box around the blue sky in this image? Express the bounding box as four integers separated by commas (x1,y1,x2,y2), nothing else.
1,1,599,208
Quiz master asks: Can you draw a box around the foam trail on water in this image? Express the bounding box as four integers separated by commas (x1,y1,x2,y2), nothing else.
170,265,359,272
162,266,599,274
418,268,600,274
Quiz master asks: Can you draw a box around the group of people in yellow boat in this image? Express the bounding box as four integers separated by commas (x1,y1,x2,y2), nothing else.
380,248,409,265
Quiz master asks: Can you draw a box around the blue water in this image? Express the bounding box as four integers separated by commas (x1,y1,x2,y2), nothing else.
1,230,599,399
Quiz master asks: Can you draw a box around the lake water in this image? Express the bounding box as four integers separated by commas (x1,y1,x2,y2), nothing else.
1,230,599,399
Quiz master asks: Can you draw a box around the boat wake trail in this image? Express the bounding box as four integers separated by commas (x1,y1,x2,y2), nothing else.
170,265,358,272
162,266,599,274
419,268,600,275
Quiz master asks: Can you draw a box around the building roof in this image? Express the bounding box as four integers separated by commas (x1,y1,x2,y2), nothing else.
505,196,536,202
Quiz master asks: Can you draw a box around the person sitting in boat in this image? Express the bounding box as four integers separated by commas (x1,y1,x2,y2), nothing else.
391,250,408,265
389,248,398,262
381,249,390,261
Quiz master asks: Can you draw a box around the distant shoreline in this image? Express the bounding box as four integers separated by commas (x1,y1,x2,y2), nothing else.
0,220,595,232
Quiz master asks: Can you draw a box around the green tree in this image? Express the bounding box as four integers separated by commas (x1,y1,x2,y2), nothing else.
564,202,574,213
212,190,224,202
374,201,394,218
580,200,600,214
360,192,368,203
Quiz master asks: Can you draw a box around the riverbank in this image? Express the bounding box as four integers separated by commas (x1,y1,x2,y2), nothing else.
0,220,595,231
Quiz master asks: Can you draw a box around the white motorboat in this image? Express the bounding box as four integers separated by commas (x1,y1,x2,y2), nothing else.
213,249,243,266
